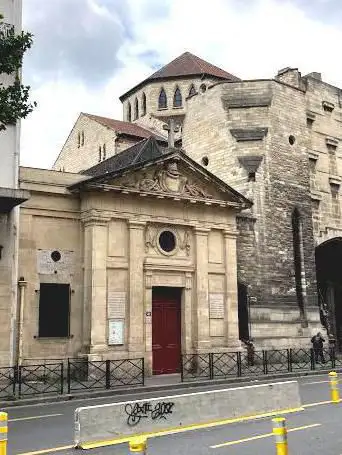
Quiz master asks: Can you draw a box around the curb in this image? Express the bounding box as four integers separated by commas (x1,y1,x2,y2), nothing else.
1,367,340,409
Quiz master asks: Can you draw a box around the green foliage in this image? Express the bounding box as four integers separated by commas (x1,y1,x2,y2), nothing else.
0,14,36,130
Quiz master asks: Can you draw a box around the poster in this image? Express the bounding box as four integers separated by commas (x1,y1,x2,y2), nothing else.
108,319,124,345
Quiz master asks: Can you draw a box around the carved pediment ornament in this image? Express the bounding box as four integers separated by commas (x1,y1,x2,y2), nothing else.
180,230,191,256
123,161,213,199
145,226,157,253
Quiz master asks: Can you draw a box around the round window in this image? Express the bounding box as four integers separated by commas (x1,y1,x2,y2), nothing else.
289,135,296,145
158,231,176,253
51,250,61,262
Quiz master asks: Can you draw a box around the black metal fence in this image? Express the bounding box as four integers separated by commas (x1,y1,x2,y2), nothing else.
0,358,144,401
181,348,342,381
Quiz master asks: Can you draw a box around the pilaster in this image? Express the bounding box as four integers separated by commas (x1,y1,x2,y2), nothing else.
128,221,146,353
193,227,210,350
83,214,110,354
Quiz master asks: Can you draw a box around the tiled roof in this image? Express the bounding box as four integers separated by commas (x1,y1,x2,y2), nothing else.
120,52,240,100
147,52,240,82
82,137,166,177
83,113,167,141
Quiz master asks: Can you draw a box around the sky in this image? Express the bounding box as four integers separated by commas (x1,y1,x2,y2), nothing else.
20,0,342,169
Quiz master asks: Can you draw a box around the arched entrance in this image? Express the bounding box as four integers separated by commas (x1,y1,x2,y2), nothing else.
315,238,342,349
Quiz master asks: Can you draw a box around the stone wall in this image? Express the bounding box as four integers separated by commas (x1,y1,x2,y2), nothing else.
182,79,323,347
304,75,342,245
53,114,140,174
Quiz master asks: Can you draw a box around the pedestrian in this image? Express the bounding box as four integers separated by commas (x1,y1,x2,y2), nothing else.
311,332,326,363
242,339,255,366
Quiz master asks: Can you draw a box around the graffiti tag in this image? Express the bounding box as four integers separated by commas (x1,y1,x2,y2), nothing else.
125,401,174,426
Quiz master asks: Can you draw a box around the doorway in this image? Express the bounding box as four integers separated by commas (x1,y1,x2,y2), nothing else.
152,287,182,375
238,282,250,341
316,238,342,349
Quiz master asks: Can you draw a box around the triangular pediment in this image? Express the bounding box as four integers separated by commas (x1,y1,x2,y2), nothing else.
71,150,251,210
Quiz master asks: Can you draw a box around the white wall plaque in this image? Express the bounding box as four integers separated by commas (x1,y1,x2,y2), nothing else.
108,319,124,345
107,291,126,319
37,249,74,275
209,293,225,319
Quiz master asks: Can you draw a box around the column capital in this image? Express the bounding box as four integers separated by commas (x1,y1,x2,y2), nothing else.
128,220,146,229
194,226,211,235
18,279,28,288
224,229,239,239
81,210,111,226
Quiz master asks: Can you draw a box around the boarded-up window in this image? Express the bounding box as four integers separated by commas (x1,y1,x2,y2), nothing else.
38,283,70,337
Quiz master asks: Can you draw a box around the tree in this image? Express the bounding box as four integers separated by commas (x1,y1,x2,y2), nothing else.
0,14,36,131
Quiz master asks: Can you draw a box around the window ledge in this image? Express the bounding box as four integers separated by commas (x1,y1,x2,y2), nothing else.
34,335,73,340
329,176,342,186
172,106,183,110
158,107,168,111
308,150,319,161
310,190,322,201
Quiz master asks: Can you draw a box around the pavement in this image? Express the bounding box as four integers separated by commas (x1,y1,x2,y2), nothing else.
2,373,341,454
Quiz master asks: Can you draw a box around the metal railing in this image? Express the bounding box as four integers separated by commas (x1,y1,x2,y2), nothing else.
0,357,144,401
181,348,340,381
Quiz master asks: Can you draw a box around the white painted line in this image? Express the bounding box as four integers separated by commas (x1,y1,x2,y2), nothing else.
9,413,63,422
302,380,329,386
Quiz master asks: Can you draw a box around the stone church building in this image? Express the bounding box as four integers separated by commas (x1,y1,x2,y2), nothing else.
9,51,342,371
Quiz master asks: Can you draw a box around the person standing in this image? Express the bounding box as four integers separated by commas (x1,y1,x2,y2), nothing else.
311,332,326,363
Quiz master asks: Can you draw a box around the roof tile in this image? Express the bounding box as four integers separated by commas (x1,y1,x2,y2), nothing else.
83,113,166,141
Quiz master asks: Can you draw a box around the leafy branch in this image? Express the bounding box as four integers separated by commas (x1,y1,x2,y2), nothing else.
0,13,36,129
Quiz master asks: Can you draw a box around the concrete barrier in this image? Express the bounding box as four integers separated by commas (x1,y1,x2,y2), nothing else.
74,380,302,449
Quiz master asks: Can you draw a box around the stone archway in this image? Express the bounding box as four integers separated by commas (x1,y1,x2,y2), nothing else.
315,238,342,349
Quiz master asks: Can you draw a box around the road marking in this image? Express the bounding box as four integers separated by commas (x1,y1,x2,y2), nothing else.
211,423,321,448
9,413,63,422
303,399,341,407
302,380,329,386
18,445,73,455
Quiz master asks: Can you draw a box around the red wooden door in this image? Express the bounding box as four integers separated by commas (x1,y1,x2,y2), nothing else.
152,298,181,374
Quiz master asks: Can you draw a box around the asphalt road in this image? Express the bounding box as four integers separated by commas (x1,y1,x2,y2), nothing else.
2,374,338,455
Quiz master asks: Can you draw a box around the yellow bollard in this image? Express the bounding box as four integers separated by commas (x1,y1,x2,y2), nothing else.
272,417,288,455
129,436,147,454
0,412,8,455
329,371,340,403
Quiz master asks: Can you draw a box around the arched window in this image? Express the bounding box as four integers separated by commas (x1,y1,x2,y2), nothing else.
134,97,139,120
127,102,132,122
173,87,182,107
77,132,81,148
81,131,85,146
141,92,147,116
158,88,167,109
98,146,102,162
292,208,307,323
102,143,106,160
188,84,196,97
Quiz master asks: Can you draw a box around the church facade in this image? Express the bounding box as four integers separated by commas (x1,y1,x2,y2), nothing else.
16,140,250,373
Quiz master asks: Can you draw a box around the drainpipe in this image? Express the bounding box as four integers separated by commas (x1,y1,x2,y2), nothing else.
17,277,27,367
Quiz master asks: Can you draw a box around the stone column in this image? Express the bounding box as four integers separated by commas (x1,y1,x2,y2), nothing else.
83,214,109,355
128,221,145,353
224,230,240,347
193,227,210,350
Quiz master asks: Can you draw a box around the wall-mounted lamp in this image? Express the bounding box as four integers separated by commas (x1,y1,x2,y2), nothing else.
0,245,3,260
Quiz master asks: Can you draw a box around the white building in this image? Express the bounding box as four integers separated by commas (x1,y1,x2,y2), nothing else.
0,0,29,366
